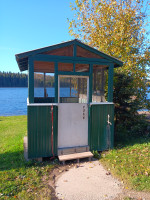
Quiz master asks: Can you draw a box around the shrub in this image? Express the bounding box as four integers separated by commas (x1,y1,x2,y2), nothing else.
113,72,149,141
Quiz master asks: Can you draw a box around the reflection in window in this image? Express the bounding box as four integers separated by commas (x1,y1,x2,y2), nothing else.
59,76,88,103
34,72,55,103
92,65,107,102
34,73,44,97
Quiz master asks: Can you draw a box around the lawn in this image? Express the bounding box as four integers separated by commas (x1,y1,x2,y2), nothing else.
101,137,150,191
0,116,54,200
1,115,150,199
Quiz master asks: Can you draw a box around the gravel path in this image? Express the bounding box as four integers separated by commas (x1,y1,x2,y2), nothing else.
55,160,122,200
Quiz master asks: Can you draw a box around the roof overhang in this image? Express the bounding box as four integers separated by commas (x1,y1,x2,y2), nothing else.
15,39,123,72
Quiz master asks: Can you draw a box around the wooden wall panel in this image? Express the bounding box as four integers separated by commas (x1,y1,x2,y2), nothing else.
43,45,73,57
93,65,108,70
34,61,55,73
77,46,103,59
58,63,73,72
76,64,89,72
28,105,58,158
90,104,114,151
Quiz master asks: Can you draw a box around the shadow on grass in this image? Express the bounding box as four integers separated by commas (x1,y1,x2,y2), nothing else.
0,151,30,171
114,136,150,149
1,137,149,171
0,150,56,171
0,151,54,171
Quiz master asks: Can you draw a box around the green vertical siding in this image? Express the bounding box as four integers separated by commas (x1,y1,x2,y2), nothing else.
28,105,58,159
90,104,114,151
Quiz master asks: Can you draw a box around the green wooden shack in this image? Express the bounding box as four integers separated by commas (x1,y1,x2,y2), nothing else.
16,39,123,161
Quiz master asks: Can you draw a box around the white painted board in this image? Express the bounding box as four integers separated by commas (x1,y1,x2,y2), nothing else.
58,103,88,148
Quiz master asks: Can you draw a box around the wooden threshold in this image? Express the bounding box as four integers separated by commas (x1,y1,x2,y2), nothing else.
58,151,93,164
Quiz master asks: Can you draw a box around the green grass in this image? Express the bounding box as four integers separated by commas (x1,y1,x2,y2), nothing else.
101,137,150,191
0,116,54,200
1,115,150,199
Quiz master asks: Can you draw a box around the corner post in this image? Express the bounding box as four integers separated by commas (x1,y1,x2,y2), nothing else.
108,63,114,102
73,43,77,72
88,63,93,149
28,56,34,103
55,62,58,103
89,63,93,103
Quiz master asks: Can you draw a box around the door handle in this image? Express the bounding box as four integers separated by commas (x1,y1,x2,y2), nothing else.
107,114,112,125
83,105,85,119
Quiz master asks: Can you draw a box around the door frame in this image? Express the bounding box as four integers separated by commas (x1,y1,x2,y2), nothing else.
58,75,90,149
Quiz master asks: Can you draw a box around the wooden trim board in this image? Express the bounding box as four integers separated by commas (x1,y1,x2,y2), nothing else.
58,151,93,162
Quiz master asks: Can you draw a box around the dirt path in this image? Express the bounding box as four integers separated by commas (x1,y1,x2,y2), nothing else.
55,160,122,200
51,112,150,200
53,160,150,200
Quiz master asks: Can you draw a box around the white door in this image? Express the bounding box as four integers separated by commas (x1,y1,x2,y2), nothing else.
58,103,88,148
58,76,89,148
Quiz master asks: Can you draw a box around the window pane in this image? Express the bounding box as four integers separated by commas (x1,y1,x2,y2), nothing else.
34,72,55,103
78,78,87,103
92,65,108,102
34,73,44,97
59,76,88,103
45,73,55,97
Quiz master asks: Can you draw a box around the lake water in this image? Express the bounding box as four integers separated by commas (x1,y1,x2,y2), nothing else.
0,87,149,116
0,87,77,116
0,88,28,116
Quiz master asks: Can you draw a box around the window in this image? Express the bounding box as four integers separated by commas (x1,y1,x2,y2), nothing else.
92,65,108,102
34,72,55,103
59,76,88,103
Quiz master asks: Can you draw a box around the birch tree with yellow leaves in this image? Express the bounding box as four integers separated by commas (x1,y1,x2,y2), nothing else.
68,0,150,105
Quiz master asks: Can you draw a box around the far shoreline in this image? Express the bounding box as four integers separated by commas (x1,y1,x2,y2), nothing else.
0,87,28,88
0,115,27,117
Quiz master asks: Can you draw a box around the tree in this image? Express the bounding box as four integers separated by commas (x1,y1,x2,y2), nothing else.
68,0,150,105
113,72,149,139
0,71,28,87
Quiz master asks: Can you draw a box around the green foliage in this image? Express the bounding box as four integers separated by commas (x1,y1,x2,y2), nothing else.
101,137,150,191
124,198,134,200
69,0,150,103
0,116,54,199
146,80,150,87
113,72,149,139
92,150,101,159
0,71,28,87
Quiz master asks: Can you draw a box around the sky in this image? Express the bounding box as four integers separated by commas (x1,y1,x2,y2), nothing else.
0,0,150,73
0,0,75,73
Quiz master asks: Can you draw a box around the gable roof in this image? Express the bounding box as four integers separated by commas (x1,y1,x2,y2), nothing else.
15,39,123,71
